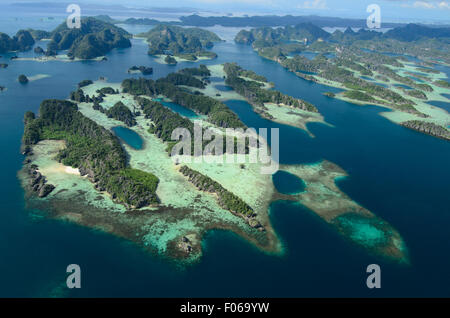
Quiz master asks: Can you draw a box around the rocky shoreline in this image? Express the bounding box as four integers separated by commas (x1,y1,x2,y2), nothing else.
401,120,450,141
22,157,55,198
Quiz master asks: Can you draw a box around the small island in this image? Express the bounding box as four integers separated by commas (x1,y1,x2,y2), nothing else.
165,55,177,65
18,74,29,84
127,66,153,75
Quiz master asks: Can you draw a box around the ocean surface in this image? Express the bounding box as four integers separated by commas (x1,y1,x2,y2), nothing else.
0,21,450,298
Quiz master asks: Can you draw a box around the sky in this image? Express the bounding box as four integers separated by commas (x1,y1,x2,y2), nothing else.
5,0,450,23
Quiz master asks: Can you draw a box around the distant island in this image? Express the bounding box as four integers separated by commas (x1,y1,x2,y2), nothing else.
137,24,221,62
93,14,413,29
235,23,450,141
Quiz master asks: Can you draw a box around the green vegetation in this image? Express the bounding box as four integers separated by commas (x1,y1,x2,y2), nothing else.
405,89,427,100
139,24,221,60
106,102,137,127
434,80,450,89
0,30,35,53
343,90,376,102
164,55,177,65
128,66,153,75
22,99,159,208
46,17,131,59
234,22,450,119
179,65,211,77
122,66,245,128
179,165,254,217
78,79,93,88
235,23,330,46
96,87,118,95
224,62,318,112
137,97,193,142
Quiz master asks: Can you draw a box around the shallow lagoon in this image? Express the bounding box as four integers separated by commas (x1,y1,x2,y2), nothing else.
112,126,144,150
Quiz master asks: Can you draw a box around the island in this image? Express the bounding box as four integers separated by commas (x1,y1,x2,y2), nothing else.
138,25,221,63
19,65,409,263
128,66,153,75
2,17,132,60
18,74,29,84
0,29,35,53
46,17,132,59
235,23,450,141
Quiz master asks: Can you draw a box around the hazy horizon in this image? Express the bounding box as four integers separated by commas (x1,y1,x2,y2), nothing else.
2,0,450,24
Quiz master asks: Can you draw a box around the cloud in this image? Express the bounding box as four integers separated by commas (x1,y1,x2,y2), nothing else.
297,0,328,9
437,1,450,8
400,0,450,9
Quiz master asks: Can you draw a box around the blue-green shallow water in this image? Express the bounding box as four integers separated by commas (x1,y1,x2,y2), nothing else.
112,126,144,150
1,31,450,297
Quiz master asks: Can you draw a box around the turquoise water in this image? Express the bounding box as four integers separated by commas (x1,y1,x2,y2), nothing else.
158,99,199,118
1,22,450,297
272,171,305,195
112,126,144,150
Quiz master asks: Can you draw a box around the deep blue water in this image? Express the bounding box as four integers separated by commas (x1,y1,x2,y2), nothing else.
112,126,144,150
0,25,450,298
427,100,450,113
272,171,305,195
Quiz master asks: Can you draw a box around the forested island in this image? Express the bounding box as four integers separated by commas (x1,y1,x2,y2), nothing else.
235,23,450,140
122,65,245,129
1,17,132,59
22,100,159,208
138,25,221,62
224,62,317,112
46,17,132,59
0,30,35,53
128,66,153,75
